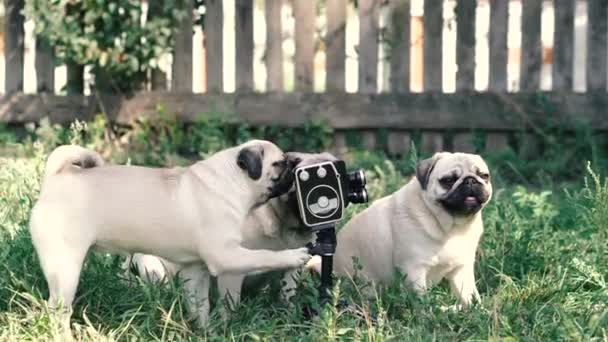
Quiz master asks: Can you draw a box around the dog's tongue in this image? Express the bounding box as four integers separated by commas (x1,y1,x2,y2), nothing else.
465,196,478,205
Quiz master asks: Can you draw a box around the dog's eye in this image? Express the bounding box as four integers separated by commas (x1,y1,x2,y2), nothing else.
272,160,286,168
439,176,457,187
478,173,490,181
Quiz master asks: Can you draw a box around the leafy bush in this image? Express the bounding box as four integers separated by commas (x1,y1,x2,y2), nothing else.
485,123,608,188
24,0,186,93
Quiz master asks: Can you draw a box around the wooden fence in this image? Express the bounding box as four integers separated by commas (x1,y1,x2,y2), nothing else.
1,0,607,156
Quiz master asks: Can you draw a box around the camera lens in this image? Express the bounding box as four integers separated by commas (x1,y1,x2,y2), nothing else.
348,189,368,204
347,169,366,189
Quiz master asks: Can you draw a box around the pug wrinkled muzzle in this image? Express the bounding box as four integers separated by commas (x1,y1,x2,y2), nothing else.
439,176,490,216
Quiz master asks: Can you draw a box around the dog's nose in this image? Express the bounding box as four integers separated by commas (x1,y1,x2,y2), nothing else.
464,177,479,186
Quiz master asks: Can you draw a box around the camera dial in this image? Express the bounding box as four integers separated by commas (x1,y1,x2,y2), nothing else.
299,170,310,181
306,185,340,218
317,167,327,178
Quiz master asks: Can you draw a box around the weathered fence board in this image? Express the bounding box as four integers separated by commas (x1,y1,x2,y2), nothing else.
423,0,443,92
519,133,541,159
3,92,605,131
488,0,508,91
205,0,224,92
389,0,410,93
455,0,476,91
294,0,315,92
485,132,509,152
420,132,444,154
452,132,475,153
586,0,607,91
454,0,476,154
0,93,98,122
35,39,54,93
332,131,347,154
454,0,475,157
265,0,283,92
235,0,254,91
362,130,376,150
386,131,411,155
148,1,168,90
5,0,25,94
520,0,542,91
326,0,347,92
66,63,84,95
172,0,194,91
552,0,574,91
358,0,379,93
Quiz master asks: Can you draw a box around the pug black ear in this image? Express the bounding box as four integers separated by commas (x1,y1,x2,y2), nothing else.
237,147,263,180
416,154,441,190
285,152,303,167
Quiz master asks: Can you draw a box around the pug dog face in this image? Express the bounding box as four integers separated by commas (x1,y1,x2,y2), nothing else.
236,140,296,205
416,152,493,217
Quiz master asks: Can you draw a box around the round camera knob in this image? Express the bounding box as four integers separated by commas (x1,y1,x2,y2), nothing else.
317,196,329,208
317,167,327,178
299,170,310,181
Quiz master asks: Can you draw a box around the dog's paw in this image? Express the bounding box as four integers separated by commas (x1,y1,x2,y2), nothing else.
283,247,312,268
304,255,322,274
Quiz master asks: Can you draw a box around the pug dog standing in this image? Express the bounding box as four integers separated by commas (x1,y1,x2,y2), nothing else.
309,152,492,308
123,152,338,317
29,140,311,329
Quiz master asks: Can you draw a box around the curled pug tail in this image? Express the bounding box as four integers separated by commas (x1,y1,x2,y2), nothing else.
44,145,105,178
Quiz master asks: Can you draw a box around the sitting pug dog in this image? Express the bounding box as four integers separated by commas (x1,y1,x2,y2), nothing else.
123,151,338,317
308,152,492,308
29,141,311,329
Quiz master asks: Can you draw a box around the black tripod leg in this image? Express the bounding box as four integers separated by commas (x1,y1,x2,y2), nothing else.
315,226,336,306
303,225,337,318
319,255,333,305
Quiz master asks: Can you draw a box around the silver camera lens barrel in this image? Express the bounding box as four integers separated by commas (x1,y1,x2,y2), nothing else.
348,169,366,188
361,188,368,203
348,188,368,204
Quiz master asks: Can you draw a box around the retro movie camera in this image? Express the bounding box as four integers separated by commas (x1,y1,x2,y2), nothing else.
293,160,368,305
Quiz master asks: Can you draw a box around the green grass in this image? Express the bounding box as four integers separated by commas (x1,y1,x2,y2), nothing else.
0,118,607,341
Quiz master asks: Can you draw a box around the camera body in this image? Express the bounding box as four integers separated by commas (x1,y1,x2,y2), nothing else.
294,160,368,230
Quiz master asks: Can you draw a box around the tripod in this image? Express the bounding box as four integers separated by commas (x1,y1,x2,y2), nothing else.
306,223,337,306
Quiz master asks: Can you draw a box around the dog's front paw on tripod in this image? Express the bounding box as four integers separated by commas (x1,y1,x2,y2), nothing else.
305,255,322,274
